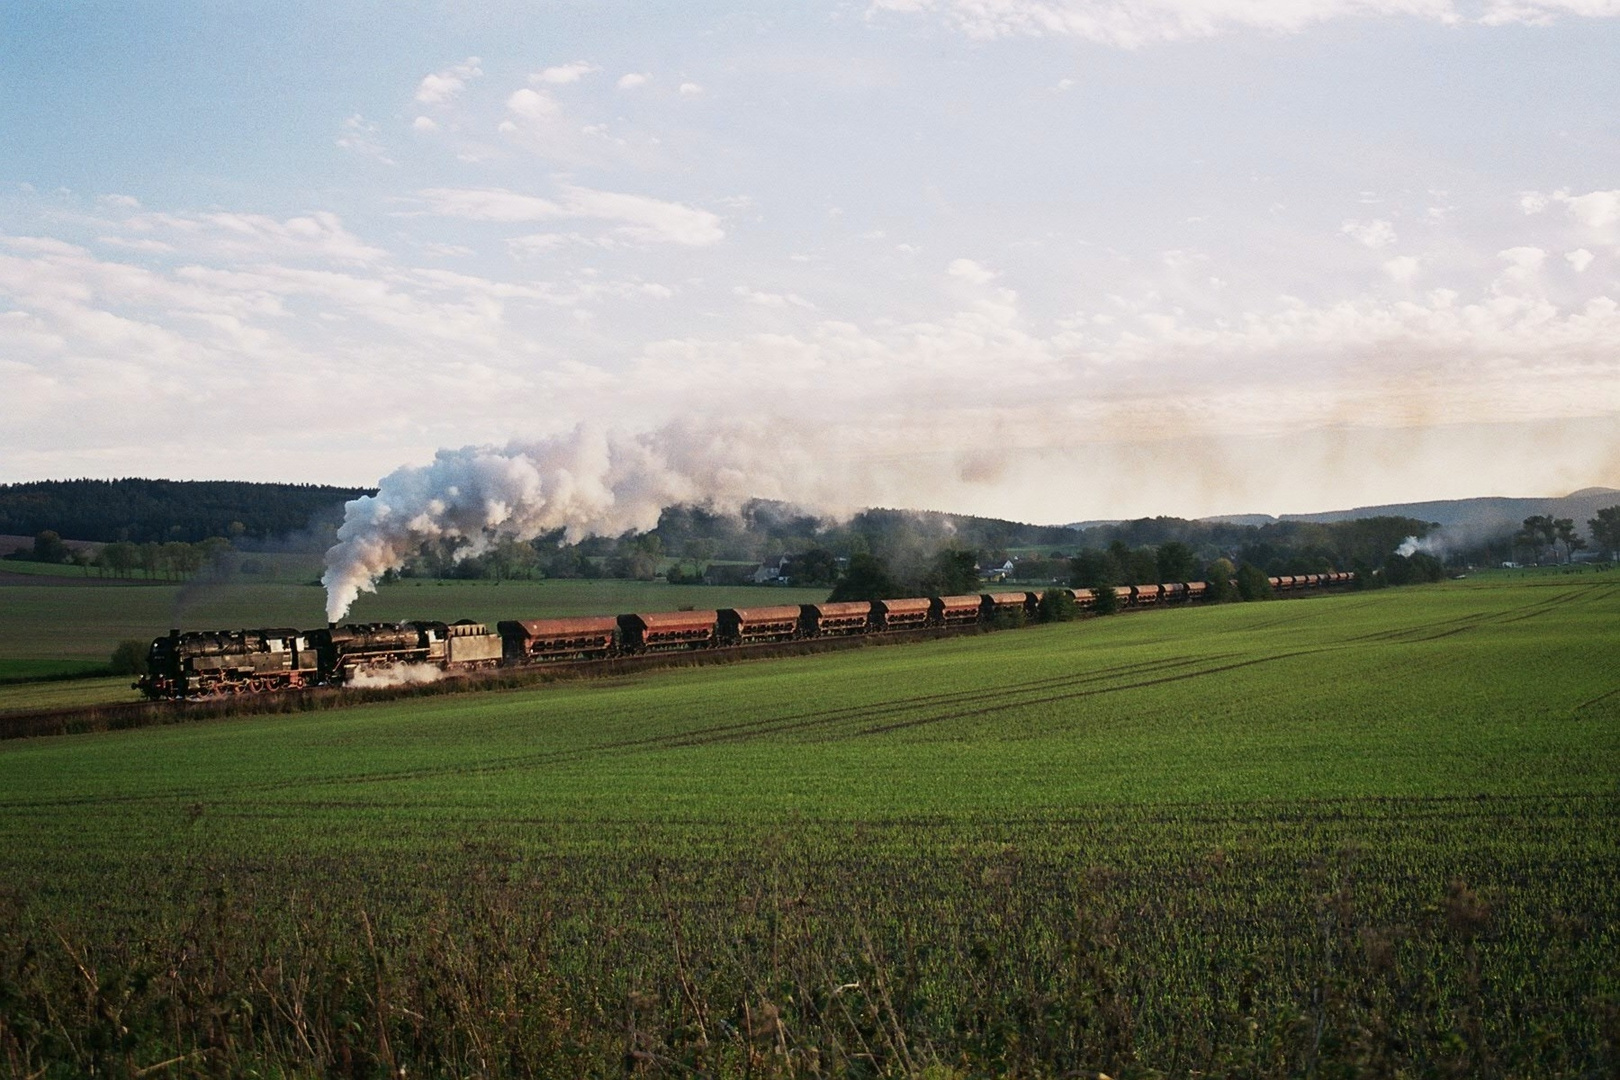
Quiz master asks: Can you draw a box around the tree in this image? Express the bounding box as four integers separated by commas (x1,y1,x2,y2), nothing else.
108,640,149,676
790,548,840,587
1037,588,1079,622
1553,518,1585,564
1092,584,1120,615
1156,541,1196,584
1235,563,1272,600
1069,549,1119,589
922,549,979,595
96,541,138,578
1521,515,1558,564
1205,557,1237,602
1126,548,1159,587
1590,506,1620,561
828,553,901,601
31,530,68,564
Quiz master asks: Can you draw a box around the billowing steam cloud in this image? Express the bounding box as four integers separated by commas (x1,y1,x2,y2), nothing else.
320,424,822,622
1396,533,1453,559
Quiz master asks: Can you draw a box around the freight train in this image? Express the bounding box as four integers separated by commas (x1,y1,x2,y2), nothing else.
135,573,1354,700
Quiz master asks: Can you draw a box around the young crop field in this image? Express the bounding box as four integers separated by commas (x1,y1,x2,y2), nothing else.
0,574,1616,1077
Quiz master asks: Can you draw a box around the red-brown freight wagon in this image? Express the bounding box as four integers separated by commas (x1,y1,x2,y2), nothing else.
498,616,620,661
933,594,983,627
981,591,1038,621
617,611,719,652
873,597,931,631
800,601,874,637
717,605,803,646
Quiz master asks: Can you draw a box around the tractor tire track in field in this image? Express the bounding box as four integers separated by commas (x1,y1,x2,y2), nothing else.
847,648,1334,739
1341,585,1586,644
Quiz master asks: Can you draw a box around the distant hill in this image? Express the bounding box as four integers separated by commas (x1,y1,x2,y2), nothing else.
1201,489,1620,541
0,479,375,545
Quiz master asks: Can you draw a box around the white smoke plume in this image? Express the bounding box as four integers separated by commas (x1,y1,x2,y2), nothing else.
321,423,819,622
345,663,445,689
1396,533,1452,558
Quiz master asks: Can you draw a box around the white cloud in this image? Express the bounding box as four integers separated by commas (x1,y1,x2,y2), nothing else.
417,188,565,222
119,210,386,264
1519,190,1550,214
733,286,816,308
1494,246,1547,289
506,87,561,123
100,194,141,209
559,186,724,246
415,57,483,104
507,233,570,256
1499,246,1546,271
1341,218,1397,248
617,72,650,90
1559,189,1620,230
418,186,724,246
1566,248,1595,272
679,82,704,96
948,258,997,283
412,116,439,133
533,61,598,84
868,0,1620,45
1383,255,1420,283
335,114,395,165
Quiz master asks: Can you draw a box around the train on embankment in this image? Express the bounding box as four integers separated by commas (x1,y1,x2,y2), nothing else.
135,573,1355,700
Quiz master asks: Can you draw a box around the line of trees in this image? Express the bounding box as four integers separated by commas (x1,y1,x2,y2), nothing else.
3,530,239,581
1514,515,1586,564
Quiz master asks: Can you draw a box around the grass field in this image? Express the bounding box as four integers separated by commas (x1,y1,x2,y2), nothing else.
0,574,1616,1076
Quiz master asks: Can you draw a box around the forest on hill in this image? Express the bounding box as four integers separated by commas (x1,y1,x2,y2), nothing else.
0,479,371,544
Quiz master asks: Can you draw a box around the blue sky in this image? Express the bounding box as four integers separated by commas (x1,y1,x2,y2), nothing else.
2,0,1618,521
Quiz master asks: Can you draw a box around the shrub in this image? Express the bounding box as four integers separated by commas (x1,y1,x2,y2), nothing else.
1037,589,1078,623
108,640,149,676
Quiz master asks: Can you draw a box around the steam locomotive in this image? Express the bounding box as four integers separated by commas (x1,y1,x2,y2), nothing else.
136,573,1354,700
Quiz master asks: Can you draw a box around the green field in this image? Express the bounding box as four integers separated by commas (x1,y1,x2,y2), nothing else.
1,574,1616,1076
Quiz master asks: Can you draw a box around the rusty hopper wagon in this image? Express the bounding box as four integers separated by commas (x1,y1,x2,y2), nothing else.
617,611,718,652
981,591,1038,622
800,601,873,637
873,597,931,631
717,605,804,647
498,616,620,662
933,594,983,628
